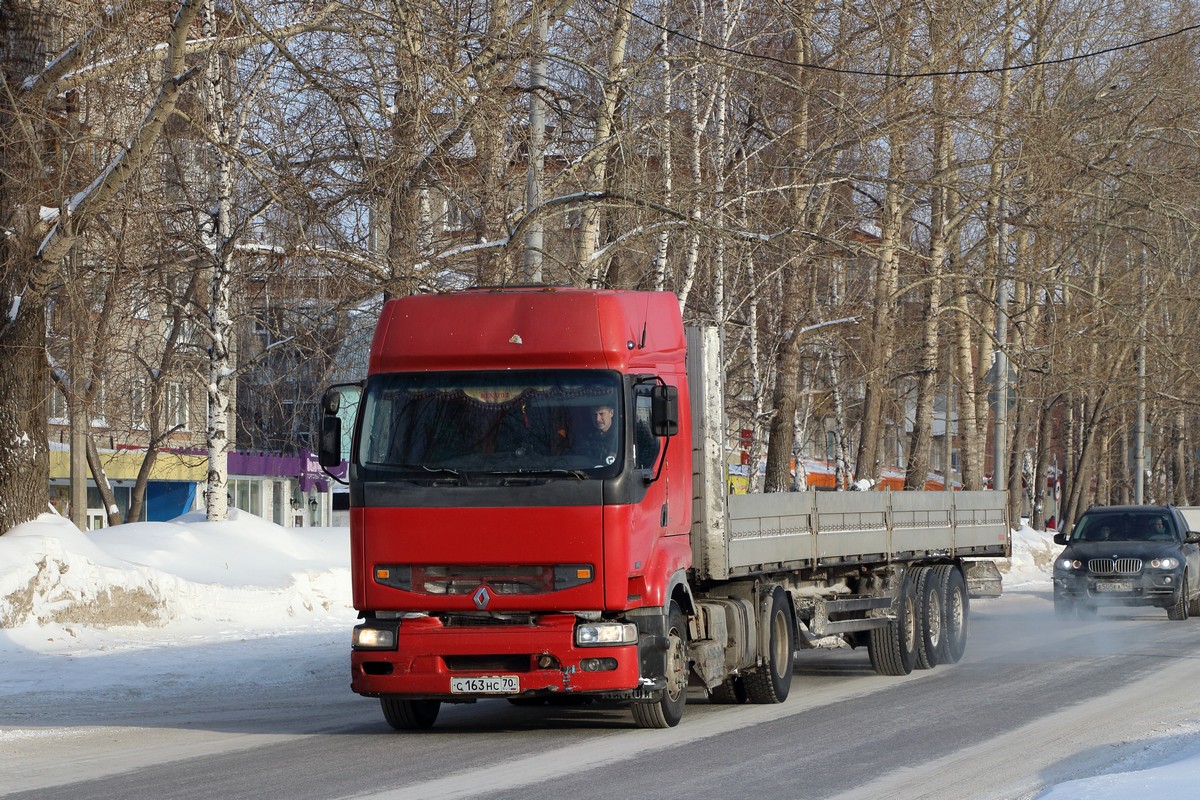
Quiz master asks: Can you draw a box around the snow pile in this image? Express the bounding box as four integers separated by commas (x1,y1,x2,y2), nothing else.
1002,522,1058,587
1040,737,1200,799
0,510,353,654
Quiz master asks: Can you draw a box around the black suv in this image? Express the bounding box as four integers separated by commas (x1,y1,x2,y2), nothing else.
1053,505,1200,620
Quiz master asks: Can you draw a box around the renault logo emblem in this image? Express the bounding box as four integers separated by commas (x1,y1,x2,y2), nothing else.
472,586,492,610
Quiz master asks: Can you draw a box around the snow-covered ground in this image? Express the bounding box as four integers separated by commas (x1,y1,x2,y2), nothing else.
1,510,1197,798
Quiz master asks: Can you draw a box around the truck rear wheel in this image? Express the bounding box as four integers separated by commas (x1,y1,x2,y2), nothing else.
868,572,917,676
632,601,688,728
935,564,969,663
380,697,441,730
744,586,795,703
915,567,943,670
709,676,747,704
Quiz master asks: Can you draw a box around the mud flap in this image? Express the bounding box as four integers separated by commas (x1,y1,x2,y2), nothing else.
965,560,1003,598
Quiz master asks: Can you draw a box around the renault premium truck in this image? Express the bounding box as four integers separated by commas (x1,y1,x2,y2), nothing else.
318,287,1009,730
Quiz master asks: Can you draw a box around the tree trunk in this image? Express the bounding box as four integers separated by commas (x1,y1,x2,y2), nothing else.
0,1,55,533
762,1,816,493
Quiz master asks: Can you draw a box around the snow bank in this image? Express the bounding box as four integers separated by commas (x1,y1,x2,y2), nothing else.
1002,522,1058,588
0,510,353,655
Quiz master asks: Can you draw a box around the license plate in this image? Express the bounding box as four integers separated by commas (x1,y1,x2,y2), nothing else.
450,676,519,694
1095,581,1132,592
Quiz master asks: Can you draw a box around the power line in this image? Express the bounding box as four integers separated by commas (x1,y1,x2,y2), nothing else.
613,2,1200,79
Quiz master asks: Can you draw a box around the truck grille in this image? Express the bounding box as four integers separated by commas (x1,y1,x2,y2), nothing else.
374,564,593,594
444,655,531,672
441,613,535,627
1088,558,1142,575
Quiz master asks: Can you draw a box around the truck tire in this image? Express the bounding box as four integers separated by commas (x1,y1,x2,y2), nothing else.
915,567,943,670
1168,574,1189,620
744,586,795,703
632,601,688,728
380,697,440,730
935,564,969,663
709,676,747,704
867,572,918,676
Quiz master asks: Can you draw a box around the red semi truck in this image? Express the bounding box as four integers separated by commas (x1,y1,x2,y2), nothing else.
318,287,1009,730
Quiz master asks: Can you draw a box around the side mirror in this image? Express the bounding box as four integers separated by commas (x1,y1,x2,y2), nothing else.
318,382,361,469
651,385,679,437
1053,532,1068,546
1185,531,1200,545
318,416,342,468
321,388,341,415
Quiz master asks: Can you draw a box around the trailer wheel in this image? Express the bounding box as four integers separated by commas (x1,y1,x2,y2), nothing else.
868,572,917,676
935,565,969,664
915,567,943,670
632,601,688,728
380,697,440,731
744,586,795,703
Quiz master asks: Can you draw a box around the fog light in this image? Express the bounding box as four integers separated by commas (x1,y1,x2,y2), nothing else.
580,658,618,672
537,654,558,669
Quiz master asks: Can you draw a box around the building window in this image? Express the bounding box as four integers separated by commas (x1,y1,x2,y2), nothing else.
48,384,68,424
130,378,147,429
229,478,263,516
166,382,189,430
442,200,473,232
91,379,107,428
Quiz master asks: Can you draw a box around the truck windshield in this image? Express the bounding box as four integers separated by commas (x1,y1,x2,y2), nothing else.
356,370,623,478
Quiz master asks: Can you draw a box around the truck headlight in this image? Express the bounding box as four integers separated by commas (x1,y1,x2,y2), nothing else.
1151,557,1180,569
353,625,397,650
575,621,637,646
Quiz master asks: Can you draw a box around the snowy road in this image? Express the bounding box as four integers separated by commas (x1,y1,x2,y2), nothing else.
5,586,1200,800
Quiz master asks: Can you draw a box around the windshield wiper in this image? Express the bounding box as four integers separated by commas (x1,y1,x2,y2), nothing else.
482,468,588,481
382,464,468,484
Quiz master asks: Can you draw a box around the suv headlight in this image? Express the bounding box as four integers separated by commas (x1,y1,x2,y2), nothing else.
1150,557,1180,569
1056,558,1082,571
575,621,638,646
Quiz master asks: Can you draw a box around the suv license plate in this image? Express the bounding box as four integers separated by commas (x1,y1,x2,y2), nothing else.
1095,581,1132,592
450,676,519,694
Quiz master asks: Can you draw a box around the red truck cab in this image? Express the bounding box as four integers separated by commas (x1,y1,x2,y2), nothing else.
320,287,695,729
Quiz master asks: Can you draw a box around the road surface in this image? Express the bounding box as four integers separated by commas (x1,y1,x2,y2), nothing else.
4,585,1200,799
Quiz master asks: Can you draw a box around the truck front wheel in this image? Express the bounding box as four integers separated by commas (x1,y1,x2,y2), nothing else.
632,601,688,728
381,697,441,731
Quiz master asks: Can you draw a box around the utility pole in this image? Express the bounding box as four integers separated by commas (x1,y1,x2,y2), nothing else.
523,6,546,283
992,199,1008,496
68,245,88,530
944,341,954,490
1134,254,1147,503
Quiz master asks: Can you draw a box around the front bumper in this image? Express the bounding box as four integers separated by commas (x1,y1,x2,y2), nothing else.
350,613,643,699
1054,571,1182,607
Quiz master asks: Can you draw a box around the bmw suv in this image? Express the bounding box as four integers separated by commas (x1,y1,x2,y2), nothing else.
1053,505,1200,620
